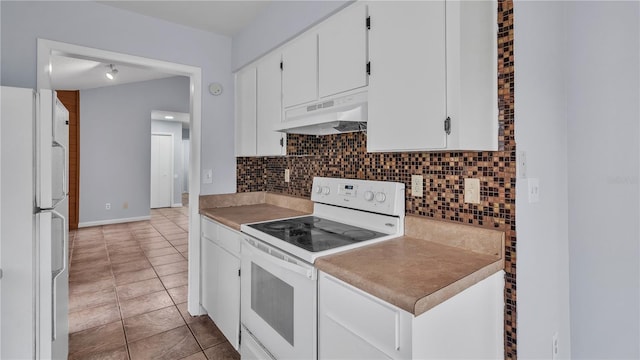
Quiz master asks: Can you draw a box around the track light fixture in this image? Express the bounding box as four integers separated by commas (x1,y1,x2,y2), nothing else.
106,64,118,80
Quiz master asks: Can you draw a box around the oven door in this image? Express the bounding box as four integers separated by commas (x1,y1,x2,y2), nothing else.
241,236,317,360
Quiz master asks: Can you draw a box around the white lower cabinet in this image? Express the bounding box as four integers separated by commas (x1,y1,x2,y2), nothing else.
318,271,505,359
200,217,241,350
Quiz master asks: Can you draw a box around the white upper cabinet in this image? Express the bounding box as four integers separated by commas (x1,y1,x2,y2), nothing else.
282,33,318,108
366,0,498,152
446,0,498,151
366,1,447,152
235,67,257,156
235,53,286,157
256,52,286,156
282,3,369,108
318,2,368,98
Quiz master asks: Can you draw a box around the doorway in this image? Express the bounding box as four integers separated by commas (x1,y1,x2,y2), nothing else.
37,39,204,316
150,133,174,209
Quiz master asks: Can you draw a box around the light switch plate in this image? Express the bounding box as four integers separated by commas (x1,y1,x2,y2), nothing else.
464,178,481,204
517,151,527,179
203,168,213,184
411,175,424,197
528,178,540,203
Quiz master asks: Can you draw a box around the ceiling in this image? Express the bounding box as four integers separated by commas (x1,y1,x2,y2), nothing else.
50,55,176,90
51,1,271,90
97,1,270,37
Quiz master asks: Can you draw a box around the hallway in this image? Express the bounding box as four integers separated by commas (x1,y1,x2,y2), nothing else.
68,207,239,360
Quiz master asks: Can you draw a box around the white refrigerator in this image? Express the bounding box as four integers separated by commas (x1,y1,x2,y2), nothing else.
1,86,70,359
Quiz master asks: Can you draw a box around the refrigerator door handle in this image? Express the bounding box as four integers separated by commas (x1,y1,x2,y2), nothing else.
51,140,67,208
50,209,67,341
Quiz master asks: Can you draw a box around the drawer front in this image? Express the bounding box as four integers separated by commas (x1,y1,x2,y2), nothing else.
319,272,410,359
201,217,241,257
216,223,242,256
201,216,218,240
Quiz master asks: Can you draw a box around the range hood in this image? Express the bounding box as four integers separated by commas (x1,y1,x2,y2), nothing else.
275,91,367,136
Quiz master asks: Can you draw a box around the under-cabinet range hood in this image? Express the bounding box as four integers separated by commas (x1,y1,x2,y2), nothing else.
275,91,367,136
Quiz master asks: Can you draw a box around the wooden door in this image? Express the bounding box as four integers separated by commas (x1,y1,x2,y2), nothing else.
56,91,79,230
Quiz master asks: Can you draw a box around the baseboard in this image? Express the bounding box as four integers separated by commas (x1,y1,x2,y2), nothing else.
78,215,152,228
171,203,183,208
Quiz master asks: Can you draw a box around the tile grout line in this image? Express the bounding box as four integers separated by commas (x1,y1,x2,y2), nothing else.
149,208,216,357
102,224,133,360
68,207,198,359
148,211,205,355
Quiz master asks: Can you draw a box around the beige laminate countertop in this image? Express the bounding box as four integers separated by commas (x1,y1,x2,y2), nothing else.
199,192,313,231
315,234,503,317
200,204,309,231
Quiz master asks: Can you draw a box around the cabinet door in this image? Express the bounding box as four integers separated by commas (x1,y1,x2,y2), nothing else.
256,52,286,156
214,244,241,350
367,1,447,152
319,272,412,359
282,33,318,108
201,235,218,316
445,0,498,150
318,2,368,98
235,67,257,156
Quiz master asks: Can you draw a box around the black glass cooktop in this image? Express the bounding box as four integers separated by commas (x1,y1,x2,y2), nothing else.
248,216,387,252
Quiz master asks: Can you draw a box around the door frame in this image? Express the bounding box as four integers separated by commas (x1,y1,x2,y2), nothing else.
37,39,205,316
150,132,174,209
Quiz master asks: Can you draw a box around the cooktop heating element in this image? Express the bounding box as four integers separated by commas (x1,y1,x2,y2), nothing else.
247,216,387,252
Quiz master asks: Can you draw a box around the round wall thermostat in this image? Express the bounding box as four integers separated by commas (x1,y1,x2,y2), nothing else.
209,82,223,96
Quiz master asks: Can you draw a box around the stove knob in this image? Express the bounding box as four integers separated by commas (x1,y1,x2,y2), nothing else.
322,186,330,195
364,191,374,201
314,185,323,194
375,192,386,203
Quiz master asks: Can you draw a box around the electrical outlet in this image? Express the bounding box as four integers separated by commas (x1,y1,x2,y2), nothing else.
284,169,290,183
552,332,559,360
105,203,111,210
123,202,128,209
411,175,424,197
464,178,481,204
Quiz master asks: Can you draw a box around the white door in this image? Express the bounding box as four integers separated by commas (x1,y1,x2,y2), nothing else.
235,67,257,156
318,2,368,98
150,134,173,209
282,33,318,108
256,52,285,156
366,1,448,152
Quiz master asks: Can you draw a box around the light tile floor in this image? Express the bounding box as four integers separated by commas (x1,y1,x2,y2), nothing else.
68,207,240,360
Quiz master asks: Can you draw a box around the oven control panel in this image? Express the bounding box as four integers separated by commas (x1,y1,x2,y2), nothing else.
311,177,405,216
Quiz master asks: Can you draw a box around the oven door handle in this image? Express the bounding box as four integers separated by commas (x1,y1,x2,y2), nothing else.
246,239,316,280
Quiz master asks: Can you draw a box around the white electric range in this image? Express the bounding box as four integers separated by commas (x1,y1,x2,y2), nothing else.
239,177,405,360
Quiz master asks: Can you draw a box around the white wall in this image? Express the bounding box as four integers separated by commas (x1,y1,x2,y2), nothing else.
231,0,350,70
566,2,639,358
151,120,184,207
513,2,571,358
0,0,236,196
516,1,640,358
79,77,189,225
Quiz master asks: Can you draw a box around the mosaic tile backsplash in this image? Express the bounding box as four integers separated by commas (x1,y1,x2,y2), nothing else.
237,1,516,357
